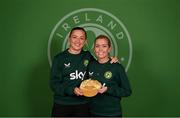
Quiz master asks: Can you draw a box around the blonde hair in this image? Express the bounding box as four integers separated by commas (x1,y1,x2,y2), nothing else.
94,35,111,47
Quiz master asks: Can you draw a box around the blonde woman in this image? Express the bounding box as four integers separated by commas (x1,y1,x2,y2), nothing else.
88,35,132,117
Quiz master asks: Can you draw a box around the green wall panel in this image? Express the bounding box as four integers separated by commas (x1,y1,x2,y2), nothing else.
0,0,179,116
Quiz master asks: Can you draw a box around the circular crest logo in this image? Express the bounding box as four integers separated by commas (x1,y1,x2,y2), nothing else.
104,71,112,79
83,60,89,67
48,8,133,72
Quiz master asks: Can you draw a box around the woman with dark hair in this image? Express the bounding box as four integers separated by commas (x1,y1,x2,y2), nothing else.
50,27,93,116
50,27,119,117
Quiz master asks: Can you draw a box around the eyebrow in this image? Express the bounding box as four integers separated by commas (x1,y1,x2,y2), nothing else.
71,35,85,37
95,44,108,46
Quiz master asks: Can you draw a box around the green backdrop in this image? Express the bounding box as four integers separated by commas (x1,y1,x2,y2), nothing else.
0,0,180,116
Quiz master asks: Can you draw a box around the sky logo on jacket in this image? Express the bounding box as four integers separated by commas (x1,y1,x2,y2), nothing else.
70,70,86,80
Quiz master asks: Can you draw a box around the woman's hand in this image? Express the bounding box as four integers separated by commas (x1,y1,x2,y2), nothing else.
110,56,119,63
98,86,108,94
74,87,83,96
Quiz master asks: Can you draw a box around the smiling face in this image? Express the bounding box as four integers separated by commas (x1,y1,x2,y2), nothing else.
68,29,86,54
94,36,111,63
